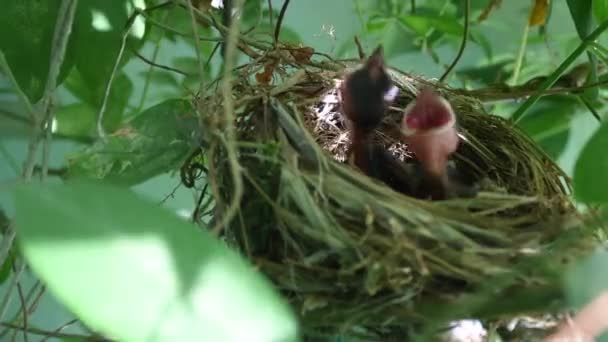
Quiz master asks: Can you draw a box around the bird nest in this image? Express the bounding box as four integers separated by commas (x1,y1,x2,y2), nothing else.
188,50,596,340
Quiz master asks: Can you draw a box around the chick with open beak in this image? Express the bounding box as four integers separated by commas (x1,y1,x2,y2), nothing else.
401,88,460,200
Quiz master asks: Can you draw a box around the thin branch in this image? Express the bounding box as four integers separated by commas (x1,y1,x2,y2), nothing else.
512,18,608,123
274,0,291,45
14,265,28,342
137,9,222,42
132,48,191,76
439,0,469,82
0,262,25,322
0,322,107,341
187,0,207,93
39,319,79,342
267,0,274,29
511,21,530,86
96,25,131,139
213,0,246,235
137,9,169,112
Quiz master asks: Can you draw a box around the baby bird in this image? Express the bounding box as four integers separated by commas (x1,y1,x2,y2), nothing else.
339,46,398,174
401,88,475,200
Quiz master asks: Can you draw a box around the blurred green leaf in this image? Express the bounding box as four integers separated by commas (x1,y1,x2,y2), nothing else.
54,103,97,137
0,0,75,102
13,181,299,342
516,96,577,161
457,58,513,85
0,249,13,284
594,0,608,23
366,17,416,57
72,0,147,95
574,120,608,203
254,23,303,45
242,0,263,30
137,69,181,88
469,29,493,60
64,69,133,133
66,99,196,186
399,14,464,36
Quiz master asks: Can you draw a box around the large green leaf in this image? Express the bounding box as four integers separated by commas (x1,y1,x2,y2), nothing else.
366,16,417,58
595,0,608,23
0,0,75,102
399,14,464,36
72,0,147,93
567,0,594,39
63,69,133,134
573,120,608,204
516,95,577,160
66,99,196,186
13,181,298,342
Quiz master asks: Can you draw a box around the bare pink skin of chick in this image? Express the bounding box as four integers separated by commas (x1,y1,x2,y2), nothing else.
401,88,459,179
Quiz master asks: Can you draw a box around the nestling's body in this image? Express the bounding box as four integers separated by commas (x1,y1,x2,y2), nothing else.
401,88,476,200
339,46,397,174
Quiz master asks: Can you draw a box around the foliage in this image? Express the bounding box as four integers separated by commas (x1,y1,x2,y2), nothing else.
1,0,608,341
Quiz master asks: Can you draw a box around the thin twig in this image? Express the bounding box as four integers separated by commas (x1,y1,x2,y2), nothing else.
212,0,246,235
132,48,191,76
187,0,207,93
439,0,469,82
0,322,106,341
354,36,365,59
267,0,274,29
274,0,291,45
0,262,25,322
39,319,79,342
14,265,28,342
96,24,132,139
39,0,78,181
512,18,608,123
511,21,530,86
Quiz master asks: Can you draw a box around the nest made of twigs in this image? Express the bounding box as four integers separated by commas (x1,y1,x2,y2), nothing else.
188,50,596,340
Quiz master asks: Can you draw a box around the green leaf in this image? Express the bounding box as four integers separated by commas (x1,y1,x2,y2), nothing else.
0,0,75,102
574,120,608,203
567,0,594,39
516,95,577,160
399,14,464,36
13,181,299,342
594,0,608,23
72,0,147,94
253,23,303,45
64,69,133,133
137,69,180,88
54,103,98,137
66,99,196,186
366,17,417,57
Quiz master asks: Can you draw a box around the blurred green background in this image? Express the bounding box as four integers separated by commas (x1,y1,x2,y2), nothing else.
1,0,606,340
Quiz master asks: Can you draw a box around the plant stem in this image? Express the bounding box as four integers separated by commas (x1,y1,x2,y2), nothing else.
512,18,608,123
